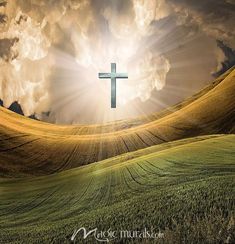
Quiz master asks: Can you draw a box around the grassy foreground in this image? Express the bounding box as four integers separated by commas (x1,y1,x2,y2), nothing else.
0,135,234,243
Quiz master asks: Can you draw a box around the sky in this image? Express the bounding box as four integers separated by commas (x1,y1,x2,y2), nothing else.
0,0,234,124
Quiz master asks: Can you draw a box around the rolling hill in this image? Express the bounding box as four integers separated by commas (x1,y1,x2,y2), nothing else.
0,67,234,243
0,67,234,177
0,135,234,243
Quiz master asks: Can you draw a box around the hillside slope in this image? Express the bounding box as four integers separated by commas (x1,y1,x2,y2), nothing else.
0,68,235,176
0,135,234,243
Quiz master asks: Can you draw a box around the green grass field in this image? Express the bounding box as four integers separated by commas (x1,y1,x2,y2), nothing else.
0,135,234,243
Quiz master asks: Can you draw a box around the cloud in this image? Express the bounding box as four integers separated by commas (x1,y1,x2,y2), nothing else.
0,37,18,61
213,40,235,77
165,0,235,72
0,10,51,115
0,0,234,123
0,0,172,123
170,0,235,48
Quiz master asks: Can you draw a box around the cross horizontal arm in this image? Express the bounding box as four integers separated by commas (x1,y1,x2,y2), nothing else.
98,73,111,79
115,73,128,79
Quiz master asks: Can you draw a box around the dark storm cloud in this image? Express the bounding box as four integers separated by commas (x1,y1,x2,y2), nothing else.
167,0,235,48
213,40,235,77
0,13,7,23
0,0,7,25
0,37,18,61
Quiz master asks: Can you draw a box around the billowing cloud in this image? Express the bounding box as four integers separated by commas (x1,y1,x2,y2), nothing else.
0,10,51,116
166,0,235,73
0,0,234,123
0,0,172,122
169,0,235,48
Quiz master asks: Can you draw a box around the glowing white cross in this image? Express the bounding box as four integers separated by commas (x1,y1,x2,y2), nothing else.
98,63,128,108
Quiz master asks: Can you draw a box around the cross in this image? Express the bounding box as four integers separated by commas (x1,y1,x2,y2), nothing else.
98,63,128,108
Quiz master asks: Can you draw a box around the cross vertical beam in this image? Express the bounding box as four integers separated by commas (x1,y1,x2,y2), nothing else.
111,63,116,108
98,63,128,108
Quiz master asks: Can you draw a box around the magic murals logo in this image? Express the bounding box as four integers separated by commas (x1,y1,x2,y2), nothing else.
71,227,164,242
